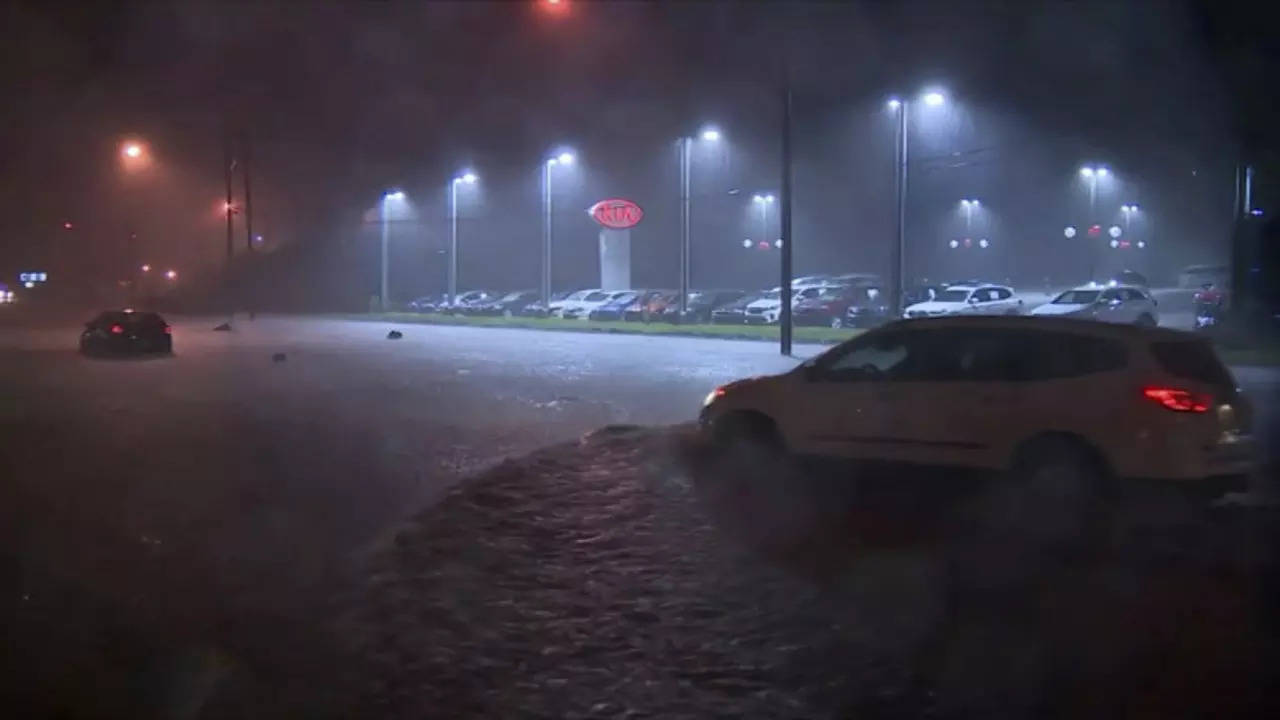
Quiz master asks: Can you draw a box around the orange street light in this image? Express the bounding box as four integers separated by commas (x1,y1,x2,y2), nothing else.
164,269,177,280
141,264,152,273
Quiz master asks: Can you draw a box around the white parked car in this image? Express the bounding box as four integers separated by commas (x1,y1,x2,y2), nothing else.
547,289,600,318
744,282,832,325
903,284,1022,318
445,290,491,313
1031,285,1158,326
563,290,636,319
700,315,1254,497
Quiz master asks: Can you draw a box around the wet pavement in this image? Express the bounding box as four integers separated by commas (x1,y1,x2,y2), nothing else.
1,315,1277,718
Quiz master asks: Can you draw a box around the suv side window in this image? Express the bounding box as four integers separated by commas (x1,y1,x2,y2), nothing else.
899,328,1128,382
1024,331,1128,379
817,331,914,381
992,287,1013,300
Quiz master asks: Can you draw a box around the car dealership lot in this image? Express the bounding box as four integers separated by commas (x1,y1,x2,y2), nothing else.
2,314,1274,716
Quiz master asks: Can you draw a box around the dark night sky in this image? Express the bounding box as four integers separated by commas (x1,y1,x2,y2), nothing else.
1,0,1274,305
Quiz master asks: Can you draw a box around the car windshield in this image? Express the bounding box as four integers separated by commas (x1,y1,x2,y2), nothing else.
1054,290,1101,304
500,292,525,302
583,292,609,301
935,289,971,302
610,292,636,302
760,290,781,300
564,291,589,301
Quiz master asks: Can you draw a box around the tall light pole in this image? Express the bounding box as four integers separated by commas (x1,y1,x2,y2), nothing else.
1120,203,1138,233
381,190,404,311
677,126,722,314
541,151,575,305
1079,166,1109,281
1079,165,1110,219
960,198,979,233
448,171,478,306
887,89,945,317
752,194,775,246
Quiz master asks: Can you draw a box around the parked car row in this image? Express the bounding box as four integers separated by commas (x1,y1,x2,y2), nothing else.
400,273,887,327
401,273,1161,329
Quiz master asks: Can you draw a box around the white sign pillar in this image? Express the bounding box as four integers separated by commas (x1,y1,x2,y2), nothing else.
598,228,631,291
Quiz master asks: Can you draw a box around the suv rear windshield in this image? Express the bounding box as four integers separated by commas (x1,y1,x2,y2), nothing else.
1149,341,1235,391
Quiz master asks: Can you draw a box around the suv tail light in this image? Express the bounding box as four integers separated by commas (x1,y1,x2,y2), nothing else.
1142,386,1211,413
110,324,124,334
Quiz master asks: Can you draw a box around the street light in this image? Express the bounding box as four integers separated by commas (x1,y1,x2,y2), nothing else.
140,264,151,273
741,238,753,249
887,88,947,316
752,193,775,252
1079,165,1112,281
165,269,177,280
122,143,143,159
542,150,576,304
678,125,724,313
960,198,980,233
380,190,405,311
1079,165,1110,217
448,171,479,306
1120,203,1139,237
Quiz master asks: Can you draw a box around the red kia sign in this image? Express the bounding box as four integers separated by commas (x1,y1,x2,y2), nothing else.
589,198,643,229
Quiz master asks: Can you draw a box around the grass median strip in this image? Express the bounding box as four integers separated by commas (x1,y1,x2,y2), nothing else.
331,312,1280,365
338,312,863,344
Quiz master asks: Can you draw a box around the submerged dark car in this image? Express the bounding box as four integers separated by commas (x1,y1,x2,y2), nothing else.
467,290,539,317
80,310,172,356
518,290,572,317
661,289,747,324
710,292,763,324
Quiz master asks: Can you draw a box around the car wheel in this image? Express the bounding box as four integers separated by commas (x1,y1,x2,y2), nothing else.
830,316,844,329
711,411,783,458
1002,436,1109,555
1135,313,1156,327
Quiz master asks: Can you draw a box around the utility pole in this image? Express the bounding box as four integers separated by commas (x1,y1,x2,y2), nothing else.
224,133,235,265
242,131,254,253
779,82,794,356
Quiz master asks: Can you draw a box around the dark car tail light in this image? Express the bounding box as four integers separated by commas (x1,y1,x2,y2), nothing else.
163,325,172,334
1142,386,1211,413
110,324,124,334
